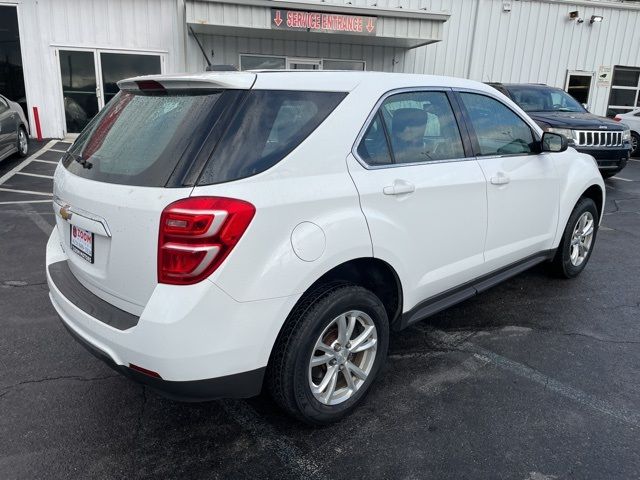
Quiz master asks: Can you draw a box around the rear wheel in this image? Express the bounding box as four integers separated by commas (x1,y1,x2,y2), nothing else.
267,284,389,425
550,197,598,278
17,127,28,157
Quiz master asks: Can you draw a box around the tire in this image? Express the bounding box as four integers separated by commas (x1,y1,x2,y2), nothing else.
550,197,598,278
631,131,639,158
267,283,389,425
16,127,28,158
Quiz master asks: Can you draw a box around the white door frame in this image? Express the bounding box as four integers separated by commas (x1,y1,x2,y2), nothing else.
565,70,595,109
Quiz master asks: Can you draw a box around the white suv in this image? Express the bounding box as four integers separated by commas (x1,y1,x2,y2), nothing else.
46,71,604,424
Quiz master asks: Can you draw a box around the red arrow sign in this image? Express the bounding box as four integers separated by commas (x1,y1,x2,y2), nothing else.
366,18,374,32
274,10,283,26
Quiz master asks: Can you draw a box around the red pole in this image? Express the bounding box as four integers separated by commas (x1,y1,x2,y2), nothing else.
32,106,42,141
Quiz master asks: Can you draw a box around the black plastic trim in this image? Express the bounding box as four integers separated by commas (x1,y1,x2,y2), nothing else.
398,250,555,330
59,319,265,401
48,261,139,331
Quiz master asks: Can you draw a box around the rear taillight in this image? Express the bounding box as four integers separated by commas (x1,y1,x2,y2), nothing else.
158,197,255,285
614,115,622,122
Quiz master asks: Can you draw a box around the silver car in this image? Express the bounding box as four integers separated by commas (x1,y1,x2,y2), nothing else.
0,94,29,161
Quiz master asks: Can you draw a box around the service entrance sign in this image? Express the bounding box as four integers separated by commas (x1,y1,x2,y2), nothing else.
271,9,377,36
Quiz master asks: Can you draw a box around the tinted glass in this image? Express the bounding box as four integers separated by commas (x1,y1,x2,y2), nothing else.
611,68,640,88
567,75,591,104
357,112,392,166
0,6,26,115
240,55,286,70
505,85,585,112
59,50,99,133
100,53,161,105
379,91,464,164
460,93,535,156
0,97,8,113
322,60,365,71
198,90,346,185
63,91,224,186
608,88,636,107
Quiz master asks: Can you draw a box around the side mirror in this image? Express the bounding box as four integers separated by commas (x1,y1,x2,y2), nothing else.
541,132,568,153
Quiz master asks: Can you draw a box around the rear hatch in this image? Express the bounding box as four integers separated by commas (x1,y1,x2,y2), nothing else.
53,73,255,315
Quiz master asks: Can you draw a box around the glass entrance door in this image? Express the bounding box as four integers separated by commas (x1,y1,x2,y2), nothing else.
59,49,162,133
59,50,100,133
99,53,161,105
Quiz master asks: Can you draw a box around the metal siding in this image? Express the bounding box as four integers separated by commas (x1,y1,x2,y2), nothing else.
15,0,640,138
400,0,640,115
17,0,186,138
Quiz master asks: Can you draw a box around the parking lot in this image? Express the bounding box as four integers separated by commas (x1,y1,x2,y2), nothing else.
0,144,639,479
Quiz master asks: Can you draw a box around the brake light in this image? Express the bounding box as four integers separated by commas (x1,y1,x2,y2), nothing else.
158,197,255,285
613,115,622,122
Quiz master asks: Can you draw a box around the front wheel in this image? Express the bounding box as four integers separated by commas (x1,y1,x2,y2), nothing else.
267,284,389,425
631,131,639,158
550,197,598,278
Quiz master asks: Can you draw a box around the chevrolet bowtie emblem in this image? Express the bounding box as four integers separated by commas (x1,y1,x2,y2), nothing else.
59,205,73,221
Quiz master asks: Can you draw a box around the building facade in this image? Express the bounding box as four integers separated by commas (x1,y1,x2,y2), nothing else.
1,0,639,139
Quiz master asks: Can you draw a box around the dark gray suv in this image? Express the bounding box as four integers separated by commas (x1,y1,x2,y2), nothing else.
489,83,631,178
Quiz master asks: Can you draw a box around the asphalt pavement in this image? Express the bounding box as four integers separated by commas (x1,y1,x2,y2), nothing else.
0,146,639,480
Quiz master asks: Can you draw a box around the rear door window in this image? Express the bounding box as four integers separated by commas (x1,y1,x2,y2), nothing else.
197,90,346,185
381,91,465,164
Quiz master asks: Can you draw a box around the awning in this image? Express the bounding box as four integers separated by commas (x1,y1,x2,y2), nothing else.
186,0,450,49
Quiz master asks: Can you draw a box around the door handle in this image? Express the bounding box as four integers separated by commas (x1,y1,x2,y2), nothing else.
383,180,415,196
490,173,510,185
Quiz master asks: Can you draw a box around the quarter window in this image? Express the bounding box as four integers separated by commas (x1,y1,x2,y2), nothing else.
357,112,392,166
460,93,535,156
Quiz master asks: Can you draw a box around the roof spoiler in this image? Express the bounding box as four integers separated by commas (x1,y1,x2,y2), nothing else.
118,72,256,93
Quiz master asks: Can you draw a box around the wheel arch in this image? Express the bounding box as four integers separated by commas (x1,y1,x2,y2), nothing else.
581,183,604,222
278,257,404,338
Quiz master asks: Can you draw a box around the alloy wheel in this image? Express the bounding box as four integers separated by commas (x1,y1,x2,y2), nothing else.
18,130,28,155
308,310,378,406
569,211,594,266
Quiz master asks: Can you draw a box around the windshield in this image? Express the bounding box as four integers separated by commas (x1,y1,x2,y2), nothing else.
506,86,586,113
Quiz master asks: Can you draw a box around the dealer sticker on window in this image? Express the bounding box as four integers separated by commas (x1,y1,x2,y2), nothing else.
70,225,94,263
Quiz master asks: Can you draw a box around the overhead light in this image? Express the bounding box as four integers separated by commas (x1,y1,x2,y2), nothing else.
590,15,603,24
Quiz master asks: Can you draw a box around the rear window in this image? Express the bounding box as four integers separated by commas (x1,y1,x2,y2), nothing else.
63,91,226,187
64,89,346,187
196,90,346,185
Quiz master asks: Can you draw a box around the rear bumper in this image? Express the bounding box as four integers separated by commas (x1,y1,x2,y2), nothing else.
46,227,299,400
61,318,265,401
